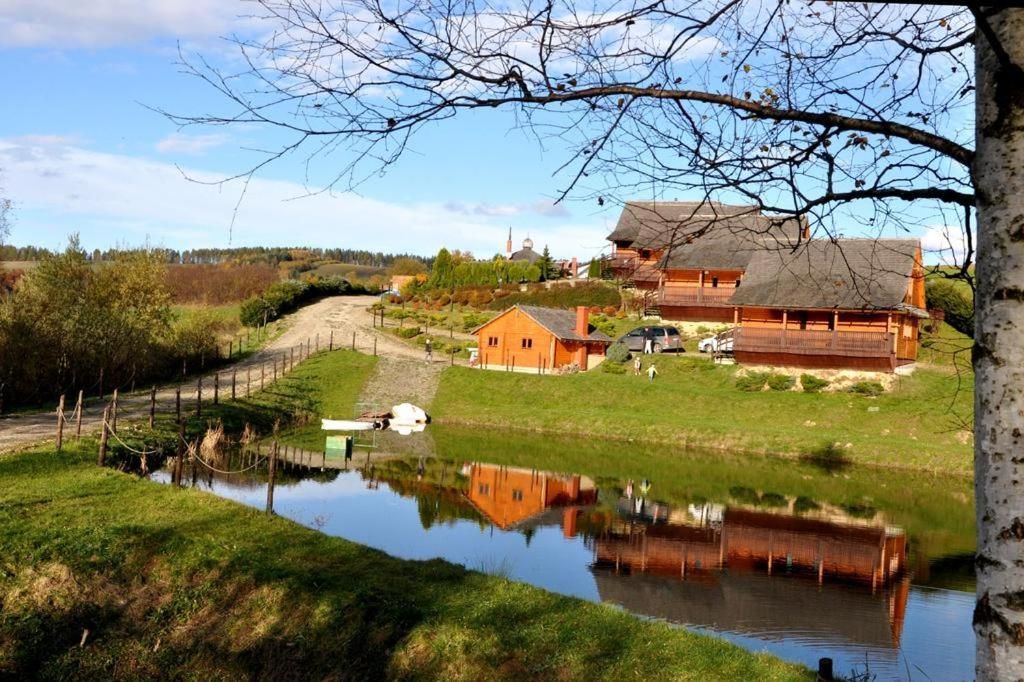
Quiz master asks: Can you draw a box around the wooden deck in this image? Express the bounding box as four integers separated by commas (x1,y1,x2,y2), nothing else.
658,287,735,307
733,327,898,371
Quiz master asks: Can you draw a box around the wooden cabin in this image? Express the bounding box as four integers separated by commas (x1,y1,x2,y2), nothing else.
729,239,927,372
463,463,598,529
606,201,808,321
472,305,612,372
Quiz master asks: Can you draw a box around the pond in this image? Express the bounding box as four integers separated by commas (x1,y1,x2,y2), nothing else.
154,427,975,681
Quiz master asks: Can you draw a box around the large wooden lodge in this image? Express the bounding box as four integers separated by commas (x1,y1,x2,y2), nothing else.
608,201,927,371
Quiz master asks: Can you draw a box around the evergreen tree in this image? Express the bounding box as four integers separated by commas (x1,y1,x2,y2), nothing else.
538,245,554,281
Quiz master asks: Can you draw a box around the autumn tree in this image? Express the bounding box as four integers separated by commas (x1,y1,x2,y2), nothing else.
173,2,1024,676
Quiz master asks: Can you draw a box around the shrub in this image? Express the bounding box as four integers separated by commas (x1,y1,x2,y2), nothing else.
758,492,788,508
847,381,884,396
925,278,974,338
793,496,821,513
601,360,626,374
735,371,769,392
396,327,421,339
606,342,631,364
766,374,796,391
800,373,829,393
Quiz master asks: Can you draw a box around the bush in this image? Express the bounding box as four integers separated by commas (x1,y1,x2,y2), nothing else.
847,381,884,396
606,342,631,364
601,360,626,374
396,327,421,339
793,496,821,514
482,282,621,311
766,374,796,391
800,373,830,393
239,277,367,326
925,278,974,338
735,371,769,392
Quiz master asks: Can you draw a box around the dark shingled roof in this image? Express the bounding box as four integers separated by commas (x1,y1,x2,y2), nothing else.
729,239,924,313
608,201,808,271
510,246,541,263
474,305,612,343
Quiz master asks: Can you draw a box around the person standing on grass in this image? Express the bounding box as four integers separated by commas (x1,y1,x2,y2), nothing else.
642,328,653,354
633,355,642,376
647,363,658,383
424,338,433,363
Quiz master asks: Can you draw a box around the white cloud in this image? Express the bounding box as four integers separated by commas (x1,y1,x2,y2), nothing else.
0,136,602,258
155,133,229,155
0,0,246,48
921,224,974,266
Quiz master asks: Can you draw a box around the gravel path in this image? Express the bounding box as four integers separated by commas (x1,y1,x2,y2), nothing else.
0,296,457,453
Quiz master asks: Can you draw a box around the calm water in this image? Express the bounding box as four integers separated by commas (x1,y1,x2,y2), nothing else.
155,436,975,681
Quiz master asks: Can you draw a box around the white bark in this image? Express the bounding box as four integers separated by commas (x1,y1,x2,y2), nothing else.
974,8,1024,681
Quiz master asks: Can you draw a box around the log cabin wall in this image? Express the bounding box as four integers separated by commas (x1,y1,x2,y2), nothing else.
477,308,555,370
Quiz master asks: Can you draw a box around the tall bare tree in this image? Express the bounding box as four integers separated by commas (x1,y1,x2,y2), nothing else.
172,2,1023,676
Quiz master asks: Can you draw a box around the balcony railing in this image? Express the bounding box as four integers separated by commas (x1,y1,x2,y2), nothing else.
659,287,736,307
734,327,894,358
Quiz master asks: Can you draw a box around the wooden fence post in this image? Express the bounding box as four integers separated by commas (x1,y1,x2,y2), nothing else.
175,386,181,424
97,405,109,466
213,373,220,405
246,368,251,397
229,340,233,359
290,347,294,371
174,422,185,486
75,389,83,440
56,394,65,452
231,370,237,400
352,331,356,350
306,337,311,357
111,389,119,433
267,442,279,513
329,330,334,351
149,385,156,428
196,377,203,419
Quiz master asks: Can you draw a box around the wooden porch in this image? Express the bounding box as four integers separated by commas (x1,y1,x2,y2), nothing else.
658,287,736,307
733,327,899,371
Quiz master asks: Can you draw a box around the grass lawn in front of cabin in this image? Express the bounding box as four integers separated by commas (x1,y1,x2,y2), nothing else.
432,349,974,475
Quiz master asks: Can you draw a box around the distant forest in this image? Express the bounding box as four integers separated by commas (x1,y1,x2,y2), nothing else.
0,245,433,269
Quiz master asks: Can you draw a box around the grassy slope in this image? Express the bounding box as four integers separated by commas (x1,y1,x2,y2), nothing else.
432,352,974,475
0,368,808,680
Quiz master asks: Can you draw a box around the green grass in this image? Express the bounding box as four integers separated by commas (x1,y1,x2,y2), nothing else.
0,413,808,680
432,354,974,474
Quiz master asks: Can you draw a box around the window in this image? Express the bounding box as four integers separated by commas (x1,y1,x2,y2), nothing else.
735,279,742,288
667,327,680,336
487,336,499,347
512,489,524,501
521,338,533,349
627,329,644,337
478,483,490,496
711,276,719,288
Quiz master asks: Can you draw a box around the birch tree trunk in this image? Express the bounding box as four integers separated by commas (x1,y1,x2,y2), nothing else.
974,8,1024,680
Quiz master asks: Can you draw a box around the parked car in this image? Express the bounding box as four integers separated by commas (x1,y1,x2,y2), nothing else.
616,326,684,353
698,329,734,354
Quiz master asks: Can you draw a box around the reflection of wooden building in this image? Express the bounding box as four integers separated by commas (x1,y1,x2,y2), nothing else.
472,305,612,372
581,505,910,648
730,240,927,372
585,507,906,588
463,463,597,529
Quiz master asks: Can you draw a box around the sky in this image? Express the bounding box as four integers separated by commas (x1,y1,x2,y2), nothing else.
0,1,963,262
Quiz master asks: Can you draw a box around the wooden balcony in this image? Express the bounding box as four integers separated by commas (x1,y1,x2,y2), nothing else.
659,287,736,307
734,327,894,358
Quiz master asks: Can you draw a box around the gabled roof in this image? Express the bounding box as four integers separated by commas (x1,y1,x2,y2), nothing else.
607,201,805,254
729,238,925,313
473,304,613,343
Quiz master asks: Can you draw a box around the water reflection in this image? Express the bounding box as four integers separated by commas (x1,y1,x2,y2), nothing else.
156,449,974,680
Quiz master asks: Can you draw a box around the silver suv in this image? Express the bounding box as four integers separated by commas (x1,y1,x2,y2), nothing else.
616,326,684,353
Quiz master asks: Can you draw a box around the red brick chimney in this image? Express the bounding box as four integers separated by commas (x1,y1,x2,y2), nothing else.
571,256,578,278
575,306,589,337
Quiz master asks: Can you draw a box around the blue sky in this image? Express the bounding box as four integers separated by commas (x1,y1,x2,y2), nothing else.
0,2,620,260
0,1,964,262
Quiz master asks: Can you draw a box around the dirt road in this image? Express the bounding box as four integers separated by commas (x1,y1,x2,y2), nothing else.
0,296,455,453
